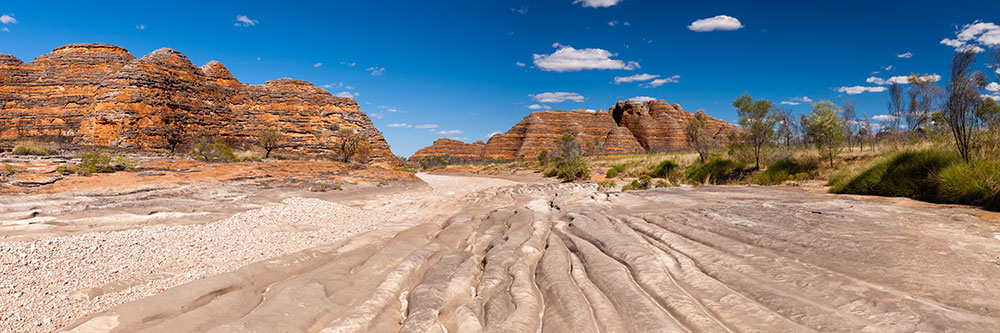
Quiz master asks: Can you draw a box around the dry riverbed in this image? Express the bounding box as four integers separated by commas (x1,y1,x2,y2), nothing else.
3,172,1000,332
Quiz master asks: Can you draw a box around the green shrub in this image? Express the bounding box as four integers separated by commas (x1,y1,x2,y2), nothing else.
393,167,417,173
685,158,744,184
543,133,590,182
1,163,17,176
938,161,1000,210
655,179,671,188
596,180,617,192
752,158,818,185
537,149,548,165
606,163,630,178
78,152,114,175
649,160,678,178
622,175,652,191
193,139,236,162
827,169,856,192
831,149,959,200
12,141,57,156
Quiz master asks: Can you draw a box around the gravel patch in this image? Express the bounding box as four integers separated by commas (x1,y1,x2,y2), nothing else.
0,174,515,332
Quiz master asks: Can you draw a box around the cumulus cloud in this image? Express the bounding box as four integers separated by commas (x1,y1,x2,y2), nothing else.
573,0,621,8
136,24,146,30
896,52,913,58
339,61,356,67
866,74,941,85
533,43,638,72
987,82,1000,93
688,15,743,32
780,96,814,105
234,15,258,27
940,20,1000,52
386,123,412,128
882,65,894,71
531,92,585,103
1,14,17,25
607,20,630,27
645,75,680,87
487,131,503,139
837,86,887,95
1,27,7,32
313,62,322,68
628,96,657,103
527,104,551,110
415,124,438,129
873,114,900,122
515,61,526,67
614,73,658,83
334,91,358,98
377,105,404,113
366,67,385,76
511,6,528,14
434,129,464,135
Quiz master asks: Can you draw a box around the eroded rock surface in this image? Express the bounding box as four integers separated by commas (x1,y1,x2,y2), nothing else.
0,43,396,165
63,181,1000,332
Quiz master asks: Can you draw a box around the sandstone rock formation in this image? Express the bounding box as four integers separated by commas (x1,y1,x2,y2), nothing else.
0,43,396,165
411,102,737,161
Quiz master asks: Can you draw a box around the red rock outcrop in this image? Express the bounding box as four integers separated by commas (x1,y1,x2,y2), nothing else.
0,43,397,165
411,102,737,161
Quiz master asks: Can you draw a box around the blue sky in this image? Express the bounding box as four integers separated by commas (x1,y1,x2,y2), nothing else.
2,0,1000,156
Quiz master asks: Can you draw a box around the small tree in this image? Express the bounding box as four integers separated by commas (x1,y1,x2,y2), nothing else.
943,47,987,162
841,100,857,151
162,111,187,153
335,128,370,163
258,129,285,158
732,94,776,170
542,133,588,182
907,73,943,132
685,110,711,162
806,101,847,167
887,83,905,132
771,107,796,146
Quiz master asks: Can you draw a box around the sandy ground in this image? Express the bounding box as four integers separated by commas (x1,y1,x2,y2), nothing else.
4,173,1000,332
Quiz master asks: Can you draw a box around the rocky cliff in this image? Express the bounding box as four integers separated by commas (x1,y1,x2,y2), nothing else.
0,43,397,165
411,101,737,161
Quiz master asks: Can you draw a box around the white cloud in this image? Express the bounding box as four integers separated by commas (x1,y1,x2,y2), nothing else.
688,15,743,32
1,27,7,32
533,44,638,72
511,6,528,14
531,92,585,103
614,73,658,83
435,129,464,135
882,65,894,71
313,62,322,68
235,15,258,27
415,124,438,129
873,114,900,122
628,96,657,103
780,96,813,105
487,131,503,139
369,112,384,119
987,82,1000,93
386,123,412,128
527,104,551,110
837,86,887,95
378,105,403,113
646,75,680,87
515,61,526,67
366,67,385,76
940,20,1000,51
448,137,471,141
896,52,913,58
866,74,941,85
334,91,358,98
339,61,356,67
0,14,17,25
573,0,621,8
136,24,146,30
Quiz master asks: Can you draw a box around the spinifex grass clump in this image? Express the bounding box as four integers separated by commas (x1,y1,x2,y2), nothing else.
685,158,744,184
605,163,630,178
752,158,818,185
937,161,1000,210
829,149,959,201
648,159,678,178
